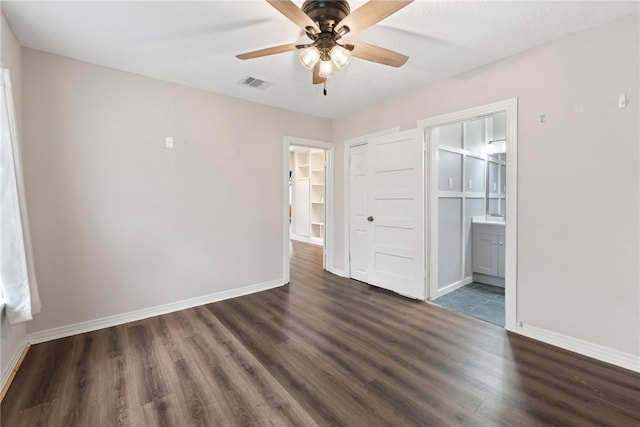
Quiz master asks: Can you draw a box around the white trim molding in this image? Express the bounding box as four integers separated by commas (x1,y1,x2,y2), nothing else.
290,234,323,246
516,323,640,373
431,276,473,299
1,338,28,395
26,278,286,345
327,267,347,278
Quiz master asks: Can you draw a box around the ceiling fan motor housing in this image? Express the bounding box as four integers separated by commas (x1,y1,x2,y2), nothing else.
302,0,350,31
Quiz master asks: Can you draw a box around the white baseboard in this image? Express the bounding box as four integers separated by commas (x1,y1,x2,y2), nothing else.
328,267,347,278
430,276,474,299
473,273,505,288
27,278,286,345
516,324,640,373
1,338,28,394
290,234,323,246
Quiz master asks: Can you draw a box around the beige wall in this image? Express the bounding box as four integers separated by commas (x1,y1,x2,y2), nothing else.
332,14,640,356
1,12,27,384
21,48,331,333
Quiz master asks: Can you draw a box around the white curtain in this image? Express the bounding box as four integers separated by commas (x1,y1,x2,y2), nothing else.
1,67,41,324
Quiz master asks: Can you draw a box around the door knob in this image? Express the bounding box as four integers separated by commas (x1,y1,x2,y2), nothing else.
367,216,374,222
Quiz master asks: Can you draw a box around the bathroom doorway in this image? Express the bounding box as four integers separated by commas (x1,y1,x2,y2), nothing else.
419,99,518,329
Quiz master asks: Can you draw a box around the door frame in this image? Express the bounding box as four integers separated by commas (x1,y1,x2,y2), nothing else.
343,128,400,278
283,136,333,284
418,98,518,331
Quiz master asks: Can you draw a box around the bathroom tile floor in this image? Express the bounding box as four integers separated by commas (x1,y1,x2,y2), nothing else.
431,282,505,326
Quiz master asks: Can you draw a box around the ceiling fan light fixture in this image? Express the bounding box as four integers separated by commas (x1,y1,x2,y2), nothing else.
299,46,320,69
330,45,351,69
318,59,335,78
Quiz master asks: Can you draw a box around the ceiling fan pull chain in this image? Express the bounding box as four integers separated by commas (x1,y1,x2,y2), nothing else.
323,81,327,96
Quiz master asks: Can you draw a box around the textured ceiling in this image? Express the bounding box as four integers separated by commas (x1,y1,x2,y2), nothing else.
3,1,638,118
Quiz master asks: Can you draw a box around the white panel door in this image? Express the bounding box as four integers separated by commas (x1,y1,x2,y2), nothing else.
368,129,424,299
349,144,369,282
294,179,310,236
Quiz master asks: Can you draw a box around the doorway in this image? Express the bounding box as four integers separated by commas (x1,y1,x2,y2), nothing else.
289,145,326,246
283,137,333,284
419,98,518,330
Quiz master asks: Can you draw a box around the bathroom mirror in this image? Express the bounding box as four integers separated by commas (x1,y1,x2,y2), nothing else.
486,113,506,219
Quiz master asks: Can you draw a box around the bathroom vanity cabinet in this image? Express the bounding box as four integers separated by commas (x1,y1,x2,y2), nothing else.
472,220,505,287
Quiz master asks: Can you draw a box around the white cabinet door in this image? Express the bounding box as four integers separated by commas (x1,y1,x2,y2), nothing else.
367,129,424,300
349,144,369,282
498,236,505,278
472,233,498,276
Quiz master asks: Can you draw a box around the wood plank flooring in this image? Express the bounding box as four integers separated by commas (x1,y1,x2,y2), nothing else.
3,241,639,426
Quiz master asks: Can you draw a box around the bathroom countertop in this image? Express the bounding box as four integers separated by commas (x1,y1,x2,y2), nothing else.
472,217,506,226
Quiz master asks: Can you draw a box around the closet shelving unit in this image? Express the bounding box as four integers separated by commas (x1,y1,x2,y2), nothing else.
310,150,325,242
291,148,325,245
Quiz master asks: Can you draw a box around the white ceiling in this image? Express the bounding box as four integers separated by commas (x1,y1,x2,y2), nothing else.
3,1,638,118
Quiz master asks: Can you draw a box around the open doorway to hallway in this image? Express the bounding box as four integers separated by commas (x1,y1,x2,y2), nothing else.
283,137,333,284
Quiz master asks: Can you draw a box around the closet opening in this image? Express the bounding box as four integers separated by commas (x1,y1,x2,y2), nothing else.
289,145,326,246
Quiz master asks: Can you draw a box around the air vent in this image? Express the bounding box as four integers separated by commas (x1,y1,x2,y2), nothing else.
239,76,273,90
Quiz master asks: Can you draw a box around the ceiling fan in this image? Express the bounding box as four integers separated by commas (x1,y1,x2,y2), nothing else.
236,0,414,91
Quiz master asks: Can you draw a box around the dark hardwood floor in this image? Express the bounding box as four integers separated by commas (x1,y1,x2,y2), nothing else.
3,241,639,426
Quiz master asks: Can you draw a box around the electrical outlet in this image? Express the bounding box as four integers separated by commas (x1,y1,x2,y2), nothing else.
165,136,174,148
619,93,627,108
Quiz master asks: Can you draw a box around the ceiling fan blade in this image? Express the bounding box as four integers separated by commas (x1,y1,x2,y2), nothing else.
267,0,320,33
236,43,300,60
313,62,326,85
349,42,409,67
336,0,414,37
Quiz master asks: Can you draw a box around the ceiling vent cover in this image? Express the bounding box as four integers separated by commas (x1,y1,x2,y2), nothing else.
239,76,273,90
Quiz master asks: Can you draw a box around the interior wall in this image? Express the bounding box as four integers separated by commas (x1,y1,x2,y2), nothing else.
332,14,640,356
21,48,332,334
1,12,27,384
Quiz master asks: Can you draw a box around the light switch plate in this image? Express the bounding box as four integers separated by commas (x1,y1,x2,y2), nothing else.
448,177,454,189
165,136,174,148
